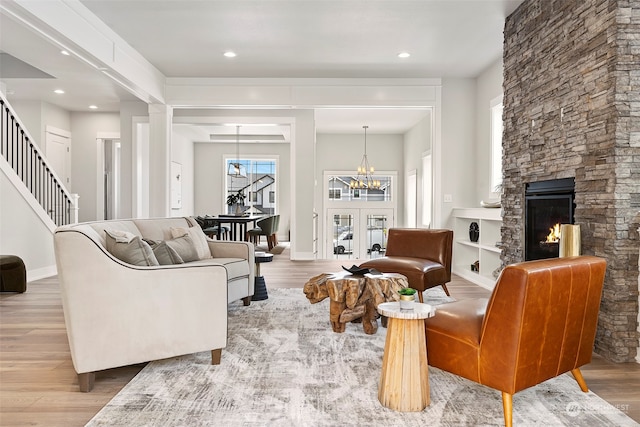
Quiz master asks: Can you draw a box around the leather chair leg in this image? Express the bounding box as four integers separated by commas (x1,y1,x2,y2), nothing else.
242,296,251,306
441,284,451,296
571,368,589,392
501,392,513,427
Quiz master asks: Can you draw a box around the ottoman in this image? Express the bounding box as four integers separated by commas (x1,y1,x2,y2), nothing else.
0,255,27,293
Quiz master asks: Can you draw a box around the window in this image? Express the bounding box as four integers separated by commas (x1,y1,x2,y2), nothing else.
226,158,276,215
490,95,504,193
329,188,342,200
327,175,393,202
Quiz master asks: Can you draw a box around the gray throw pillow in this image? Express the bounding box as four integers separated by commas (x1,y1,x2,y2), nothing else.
165,235,199,263
105,230,159,266
144,239,184,265
170,226,211,260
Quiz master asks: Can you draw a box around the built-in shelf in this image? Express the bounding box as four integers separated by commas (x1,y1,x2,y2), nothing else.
452,207,503,290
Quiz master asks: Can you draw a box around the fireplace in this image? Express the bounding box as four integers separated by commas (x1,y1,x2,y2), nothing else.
525,178,575,261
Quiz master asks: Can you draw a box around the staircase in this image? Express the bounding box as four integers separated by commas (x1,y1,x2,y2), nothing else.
0,94,78,228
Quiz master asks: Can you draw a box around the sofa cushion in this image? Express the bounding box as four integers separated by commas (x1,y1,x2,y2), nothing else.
105,230,159,266
165,235,199,263
189,258,250,281
144,239,184,265
171,226,211,260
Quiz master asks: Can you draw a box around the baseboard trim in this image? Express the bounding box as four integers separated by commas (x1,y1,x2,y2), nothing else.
28,265,57,282
290,251,316,261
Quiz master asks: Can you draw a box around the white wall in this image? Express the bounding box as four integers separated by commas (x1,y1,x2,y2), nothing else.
70,112,120,222
0,169,56,280
403,113,432,227
475,58,504,203
440,78,477,229
171,131,195,216
10,100,71,153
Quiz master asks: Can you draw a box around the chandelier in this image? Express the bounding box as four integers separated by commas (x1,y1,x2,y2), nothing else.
350,125,381,189
227,125,247,177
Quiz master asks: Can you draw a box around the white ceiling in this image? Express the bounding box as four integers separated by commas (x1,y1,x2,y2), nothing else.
0,0,523,135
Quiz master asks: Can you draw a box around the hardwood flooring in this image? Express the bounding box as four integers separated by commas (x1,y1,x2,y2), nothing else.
1,245,638,426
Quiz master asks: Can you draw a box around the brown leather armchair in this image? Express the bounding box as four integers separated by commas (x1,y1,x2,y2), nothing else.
424,256,607,427
359,228,453,302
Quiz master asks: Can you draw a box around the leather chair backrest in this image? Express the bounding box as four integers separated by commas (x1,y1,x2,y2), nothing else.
478,256,606,394
385,228,453,271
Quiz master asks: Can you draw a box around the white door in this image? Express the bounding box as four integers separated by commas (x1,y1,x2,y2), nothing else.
45,129,71,223
45,130,71,187
326,208,394,260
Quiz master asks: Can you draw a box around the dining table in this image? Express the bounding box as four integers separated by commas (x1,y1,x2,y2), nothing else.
212,215,264,241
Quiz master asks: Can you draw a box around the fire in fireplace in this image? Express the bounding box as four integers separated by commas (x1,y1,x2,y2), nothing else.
525,178,575,261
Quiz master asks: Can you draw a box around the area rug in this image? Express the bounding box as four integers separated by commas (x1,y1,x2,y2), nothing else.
268,244,286,254
86,288,637,427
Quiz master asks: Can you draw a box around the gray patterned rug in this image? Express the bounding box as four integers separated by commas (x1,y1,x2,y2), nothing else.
87,288,637,427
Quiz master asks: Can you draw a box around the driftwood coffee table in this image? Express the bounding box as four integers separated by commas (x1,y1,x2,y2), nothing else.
303,271,409,334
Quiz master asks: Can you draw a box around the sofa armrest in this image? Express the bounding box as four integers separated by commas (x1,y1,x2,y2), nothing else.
208,240,255,265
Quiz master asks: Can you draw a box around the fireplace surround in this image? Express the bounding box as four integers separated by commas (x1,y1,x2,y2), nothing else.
502,0,640,363
525,178,575,261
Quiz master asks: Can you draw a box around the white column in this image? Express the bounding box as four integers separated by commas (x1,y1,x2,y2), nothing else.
148,104,172,218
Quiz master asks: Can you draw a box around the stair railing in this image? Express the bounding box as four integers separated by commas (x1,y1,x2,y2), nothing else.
0,95,79,226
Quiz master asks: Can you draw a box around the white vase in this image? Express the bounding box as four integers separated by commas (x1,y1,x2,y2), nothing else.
399,294,415,310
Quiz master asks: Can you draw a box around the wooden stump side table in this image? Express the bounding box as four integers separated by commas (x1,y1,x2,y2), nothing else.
377,302,436,412
303,271,408,334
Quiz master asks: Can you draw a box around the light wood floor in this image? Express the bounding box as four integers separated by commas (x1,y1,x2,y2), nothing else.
1,246,638,426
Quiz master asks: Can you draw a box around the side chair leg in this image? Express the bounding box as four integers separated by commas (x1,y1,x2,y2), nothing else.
501,392,513,427
441,284,451,296
78,372,95,392
571,368,589,392
417,291,424,303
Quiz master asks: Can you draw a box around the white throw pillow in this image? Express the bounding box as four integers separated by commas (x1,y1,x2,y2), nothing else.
170,226,211,260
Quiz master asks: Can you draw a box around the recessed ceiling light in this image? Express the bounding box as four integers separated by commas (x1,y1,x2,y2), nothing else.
89,105,98,109
60,50,70,56
54,89,65,94
223,51,237,58
398,52,411,58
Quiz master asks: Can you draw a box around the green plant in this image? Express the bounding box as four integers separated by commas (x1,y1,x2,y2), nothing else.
226,190,246,206
398,287,416,296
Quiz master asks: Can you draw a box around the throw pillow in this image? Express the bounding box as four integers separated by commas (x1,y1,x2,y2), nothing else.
105,230,159,266
165,235,199,263
170,226,211,260
144,239,184,265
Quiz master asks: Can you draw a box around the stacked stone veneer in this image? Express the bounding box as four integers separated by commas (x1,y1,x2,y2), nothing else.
503,0,640,362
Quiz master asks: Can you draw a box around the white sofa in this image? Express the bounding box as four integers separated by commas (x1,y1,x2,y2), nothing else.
53,217,254,391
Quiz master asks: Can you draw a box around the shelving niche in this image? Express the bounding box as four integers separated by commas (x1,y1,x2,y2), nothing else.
452,208,503,290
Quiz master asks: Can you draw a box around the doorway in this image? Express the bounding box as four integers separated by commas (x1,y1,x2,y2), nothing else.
45,126,71,187
327,208,394,260
96,133,121,220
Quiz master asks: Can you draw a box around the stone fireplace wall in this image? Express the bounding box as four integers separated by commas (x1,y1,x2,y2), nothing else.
503,0,640,362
